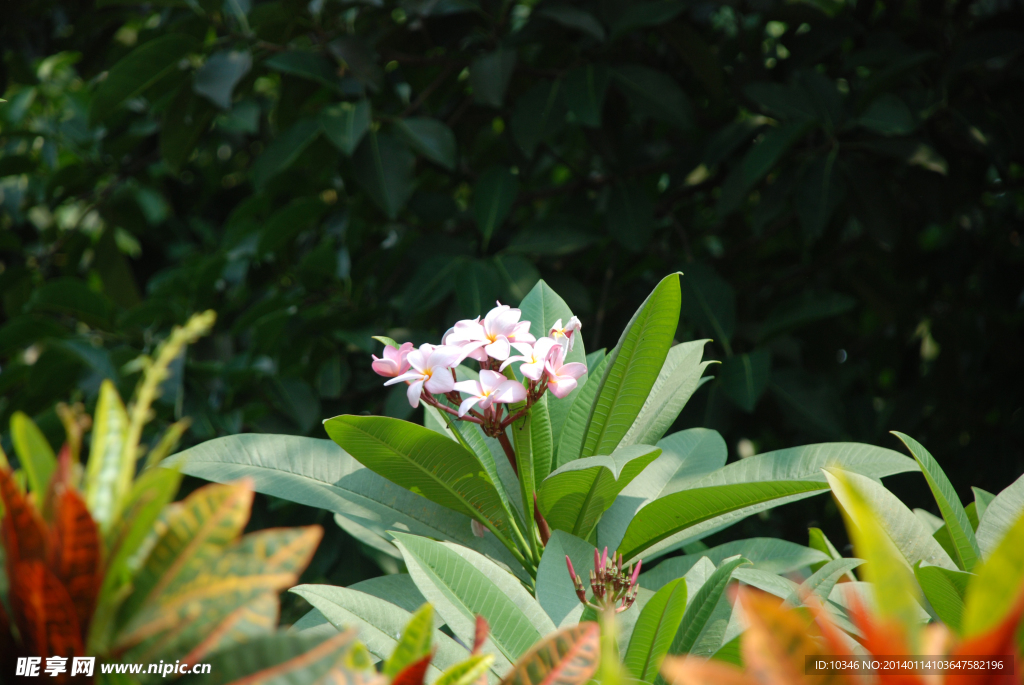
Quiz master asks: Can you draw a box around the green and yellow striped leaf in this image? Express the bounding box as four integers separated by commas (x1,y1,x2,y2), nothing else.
385,603,434,678
89,466,182,654
85,380,131,530
499,622,600,685
116,526,322,660
115,481,255,629
435,654,495,685
182,628,373,685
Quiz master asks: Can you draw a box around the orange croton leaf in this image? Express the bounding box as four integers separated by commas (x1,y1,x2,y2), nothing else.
662,587,1024,685
391,653,434,685
9,560,84,663
40,444,75,522
662,655,754,685
738,589,847,685
48,485,103,633
0,465,47,567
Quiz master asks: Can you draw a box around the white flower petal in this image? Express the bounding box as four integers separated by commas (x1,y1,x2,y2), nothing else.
454,379,483,396
458,395,481,417
493,380,528,404
478,369,506,393
484,336,511,361
425,371,456,395
385,371,423,386
406,380,425,407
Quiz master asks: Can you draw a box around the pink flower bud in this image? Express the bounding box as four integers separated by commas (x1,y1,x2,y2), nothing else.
630,558,642,586
371,341,414,378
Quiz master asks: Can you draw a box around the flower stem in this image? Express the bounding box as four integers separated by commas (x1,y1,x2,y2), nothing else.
496,430,518,476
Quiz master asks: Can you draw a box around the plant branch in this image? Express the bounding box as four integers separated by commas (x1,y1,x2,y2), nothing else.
496,430,518,476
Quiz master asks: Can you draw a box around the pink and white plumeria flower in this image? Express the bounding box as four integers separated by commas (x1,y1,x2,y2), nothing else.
453,370,527,417
549,317,582,351
370,341,414,378
385,343,466,408
500,337,560,381
544,341,587,398
444,302,536,362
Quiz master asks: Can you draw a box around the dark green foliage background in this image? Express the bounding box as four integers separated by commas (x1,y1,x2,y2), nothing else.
1,0,1022,596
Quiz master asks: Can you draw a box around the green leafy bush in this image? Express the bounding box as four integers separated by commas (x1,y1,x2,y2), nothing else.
175,276,926,677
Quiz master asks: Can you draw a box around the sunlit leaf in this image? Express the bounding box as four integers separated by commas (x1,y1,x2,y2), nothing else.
323,415,519,553
582,273,680,458
893,431,980,571
391,533,554,671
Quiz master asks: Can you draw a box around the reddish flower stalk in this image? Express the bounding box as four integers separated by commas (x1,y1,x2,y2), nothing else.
566,547,642,613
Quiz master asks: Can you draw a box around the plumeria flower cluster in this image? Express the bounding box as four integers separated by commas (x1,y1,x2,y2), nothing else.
565,547,642,614
370,303,587,443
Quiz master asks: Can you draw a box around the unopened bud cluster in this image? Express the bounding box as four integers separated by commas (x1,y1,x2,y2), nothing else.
565,547,642,613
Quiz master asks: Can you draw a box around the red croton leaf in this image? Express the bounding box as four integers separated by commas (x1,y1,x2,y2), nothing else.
0,466,47,568
48,485,103,633
391,653,434,685
472,615,489,655
947,588,1024,685
9,560,84,663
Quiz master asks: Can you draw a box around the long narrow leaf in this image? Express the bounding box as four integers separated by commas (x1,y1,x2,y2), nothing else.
581,274,680,458
292,584,473,681
10,412,56,496
324,416,519,553
893,432,980,571
670,556,748,657
618,340,713,448
85,380,131,530
170,434,523,578
618,481,828,562
391,533,555,671
624,577,687,681
538,445,660,540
